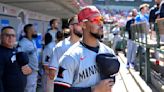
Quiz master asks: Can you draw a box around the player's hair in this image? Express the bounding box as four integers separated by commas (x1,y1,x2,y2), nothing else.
24,24,33,34
50,19,58,27
139,3,149,11
1,26,15,34
68,15,78,25
68,16,75,25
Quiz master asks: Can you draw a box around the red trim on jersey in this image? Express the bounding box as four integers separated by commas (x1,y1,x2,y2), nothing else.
43,64,49,66
49,66,57,70
54,82,71,88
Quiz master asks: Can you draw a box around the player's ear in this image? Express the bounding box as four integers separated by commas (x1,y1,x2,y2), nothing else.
79,22,86,29
69,25,73,30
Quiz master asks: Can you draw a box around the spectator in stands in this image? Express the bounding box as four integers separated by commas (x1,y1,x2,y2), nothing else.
135,3,150,39
148,0,162,63
149,0,161,25
149,0,161,39
136,3,149,25
0,26,31,92
159,0,164,18
111,23,122,53
126,9,138,69
18,24,39,92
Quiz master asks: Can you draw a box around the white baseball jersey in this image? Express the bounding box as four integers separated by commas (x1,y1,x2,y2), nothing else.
42,42,56,66
18,37,38,71
54,41,115,87
49,37,73,70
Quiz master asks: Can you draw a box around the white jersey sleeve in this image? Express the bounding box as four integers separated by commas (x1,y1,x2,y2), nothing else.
49,47,61,70
49,38,72,70
42,46,53,66
54,55,78,87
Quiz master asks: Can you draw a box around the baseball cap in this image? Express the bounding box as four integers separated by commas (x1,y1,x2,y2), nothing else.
68,15,79,25
78,6,101,22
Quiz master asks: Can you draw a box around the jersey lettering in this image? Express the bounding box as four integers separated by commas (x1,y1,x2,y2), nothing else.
79,65,98,82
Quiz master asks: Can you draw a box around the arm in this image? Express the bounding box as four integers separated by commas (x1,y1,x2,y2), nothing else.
21,64,32,75
54,79,113,92
16,51,32,75
0,57,4,92
18,39,38,70
42,47,52,74
49,47,60,79
54,84,91,92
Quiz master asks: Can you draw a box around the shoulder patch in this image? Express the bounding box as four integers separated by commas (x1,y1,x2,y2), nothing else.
45,56,50,62
57,66,66,78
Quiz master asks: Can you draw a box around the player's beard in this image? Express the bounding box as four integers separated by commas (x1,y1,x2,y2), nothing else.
74,30,82,38
90,26,103,39
90,32,102,39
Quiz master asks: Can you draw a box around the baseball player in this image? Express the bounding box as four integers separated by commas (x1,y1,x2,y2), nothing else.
54,6,115,92
18,24,38,92
49,15,83,80
42,33,55,92
45,19,60,44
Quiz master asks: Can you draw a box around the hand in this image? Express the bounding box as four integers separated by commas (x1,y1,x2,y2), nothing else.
21,65,32,75
44,65,49,75
92,79,114,92
49,69,56,80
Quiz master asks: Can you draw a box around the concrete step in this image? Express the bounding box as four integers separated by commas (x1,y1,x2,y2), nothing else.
118,52,156,92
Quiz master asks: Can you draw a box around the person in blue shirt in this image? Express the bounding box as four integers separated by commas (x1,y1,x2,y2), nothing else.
18,24,39,92
135,3,150,39
135,4,150,25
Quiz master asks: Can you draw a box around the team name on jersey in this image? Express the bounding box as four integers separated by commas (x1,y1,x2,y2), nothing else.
79,65,98,82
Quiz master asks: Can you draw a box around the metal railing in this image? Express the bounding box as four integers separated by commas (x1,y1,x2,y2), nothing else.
129,18,164,84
